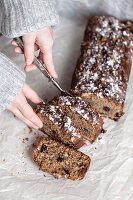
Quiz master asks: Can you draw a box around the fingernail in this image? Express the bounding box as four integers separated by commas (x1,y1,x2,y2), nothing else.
26,59,32,65
12,41,16,46
15,49,20,53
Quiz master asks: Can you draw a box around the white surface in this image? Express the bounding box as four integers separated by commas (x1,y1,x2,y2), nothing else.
0,0,133,199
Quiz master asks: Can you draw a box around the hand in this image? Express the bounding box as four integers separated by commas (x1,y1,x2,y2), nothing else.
12,27,58,78
6,83,43,129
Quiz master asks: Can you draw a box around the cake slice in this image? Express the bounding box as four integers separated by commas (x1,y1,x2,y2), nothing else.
34,102,85,149
32,137,91,180
51,95,104,143
72,16,133,121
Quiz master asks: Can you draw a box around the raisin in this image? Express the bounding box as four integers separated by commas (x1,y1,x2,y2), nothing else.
52,130,56,135
102,86,105,90
102,49,107,56
113,118,118,121
115,112,120,117
64,169,70,175
84,128,88,131
101,129,105,133
104,89,109,94
103,106,110,112
40,144,47,152
97,80,102,85
109,69,112,74
57,156,63,162
79,163,83,167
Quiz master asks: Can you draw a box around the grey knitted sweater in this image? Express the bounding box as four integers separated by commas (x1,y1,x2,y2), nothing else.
0,0,59,112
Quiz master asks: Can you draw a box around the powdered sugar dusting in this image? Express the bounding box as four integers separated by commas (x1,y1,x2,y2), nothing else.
57,95,101,127
64,116,81,138
73,16,133,104
36,103,82,139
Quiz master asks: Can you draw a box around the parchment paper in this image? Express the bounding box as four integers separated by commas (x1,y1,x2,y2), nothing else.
0,0,133,199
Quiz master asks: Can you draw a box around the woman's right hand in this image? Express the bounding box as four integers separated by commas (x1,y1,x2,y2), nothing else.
11,26,58,78
6,83,43,129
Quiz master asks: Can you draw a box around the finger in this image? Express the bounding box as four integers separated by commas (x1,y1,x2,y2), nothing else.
24,44,39,71
24,64,37,72
11,40,18,46
14,44,39,56
22,34,36,65
39,51,58,78
15,108,40,129
18,99,43,128
6,105,39,129
23,83,43,103
14,46,23,54
12,39,39,51
36,30,58,78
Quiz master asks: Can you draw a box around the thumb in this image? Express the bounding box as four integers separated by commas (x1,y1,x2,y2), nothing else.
22,34,36,65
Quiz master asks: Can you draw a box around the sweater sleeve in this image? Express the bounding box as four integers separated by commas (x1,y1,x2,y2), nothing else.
0,0,59,38
0,52,25,112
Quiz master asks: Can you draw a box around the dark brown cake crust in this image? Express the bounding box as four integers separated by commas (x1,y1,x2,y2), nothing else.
71,16,133,120
34,102,85,149
32,137,91,180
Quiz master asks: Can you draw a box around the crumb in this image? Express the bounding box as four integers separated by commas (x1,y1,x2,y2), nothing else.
98,137,102,140
25,137,29,141
44,174,46,177
14,115,16,118
22,137,29,143
28,127,32,134
32,143,36,148
94,147,97,149
3,158,5,162
101,129,107,134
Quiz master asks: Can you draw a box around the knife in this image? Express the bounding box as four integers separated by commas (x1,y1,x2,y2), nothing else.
13,37,72,97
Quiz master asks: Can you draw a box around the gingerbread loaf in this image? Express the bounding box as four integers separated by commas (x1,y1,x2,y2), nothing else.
51,95,104,143
72,16,133,121
32,137,91,180
34,102,85,149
